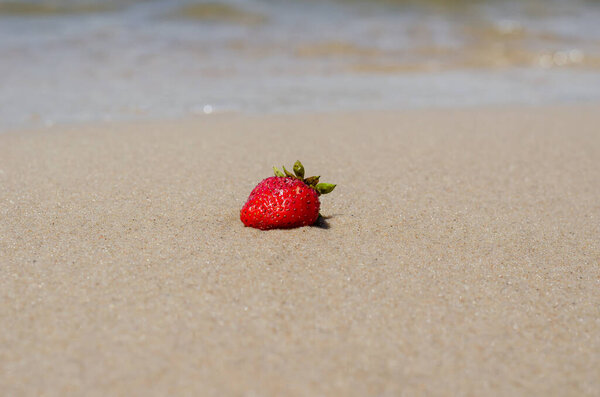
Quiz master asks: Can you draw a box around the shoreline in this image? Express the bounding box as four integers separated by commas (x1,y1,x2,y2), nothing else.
3,101,600,136
1,105,599,395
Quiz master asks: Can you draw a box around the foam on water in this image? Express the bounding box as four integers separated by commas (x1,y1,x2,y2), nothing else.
1,0,600,130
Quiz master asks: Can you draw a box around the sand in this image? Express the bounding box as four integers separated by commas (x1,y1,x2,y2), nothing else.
1,106,599,396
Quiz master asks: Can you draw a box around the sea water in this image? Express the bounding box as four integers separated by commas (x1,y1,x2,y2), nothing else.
1,0,600,130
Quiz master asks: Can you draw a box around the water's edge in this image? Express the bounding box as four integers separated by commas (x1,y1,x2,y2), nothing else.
2,0,600,131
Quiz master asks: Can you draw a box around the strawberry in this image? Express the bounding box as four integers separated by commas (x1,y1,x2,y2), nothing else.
240,161,336,230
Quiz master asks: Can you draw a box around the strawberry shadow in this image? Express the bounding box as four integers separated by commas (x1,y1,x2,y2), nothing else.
312,215,332,229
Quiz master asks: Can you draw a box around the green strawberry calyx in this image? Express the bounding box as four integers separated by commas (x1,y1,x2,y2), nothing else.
273,160,336,196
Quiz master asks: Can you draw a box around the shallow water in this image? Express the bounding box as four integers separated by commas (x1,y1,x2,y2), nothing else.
1,0,600,130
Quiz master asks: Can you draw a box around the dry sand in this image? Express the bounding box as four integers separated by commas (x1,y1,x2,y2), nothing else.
1,106,599,396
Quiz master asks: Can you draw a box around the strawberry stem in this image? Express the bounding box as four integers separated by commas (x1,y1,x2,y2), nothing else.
273,166,285,177
316,183,336,195
304,175,320,186
275,161,336,195
293,160,305,178
282,166,295,178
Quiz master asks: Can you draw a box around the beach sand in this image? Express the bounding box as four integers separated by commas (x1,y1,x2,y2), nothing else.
1,106,599,396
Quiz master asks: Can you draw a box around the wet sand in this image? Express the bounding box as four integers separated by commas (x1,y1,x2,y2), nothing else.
1,106,599,395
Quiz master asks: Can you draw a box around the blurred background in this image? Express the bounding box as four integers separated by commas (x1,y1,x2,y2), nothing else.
1,0,600,130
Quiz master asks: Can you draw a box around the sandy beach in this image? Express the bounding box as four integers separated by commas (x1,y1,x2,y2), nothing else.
1,106,599,395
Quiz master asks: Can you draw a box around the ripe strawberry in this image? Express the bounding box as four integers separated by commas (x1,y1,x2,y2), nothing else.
240,161,336,230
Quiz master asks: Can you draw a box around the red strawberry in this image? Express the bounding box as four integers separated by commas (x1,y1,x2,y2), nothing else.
240,161,336,230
